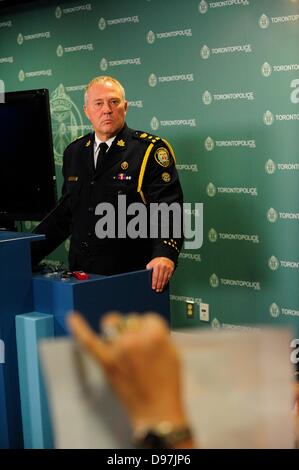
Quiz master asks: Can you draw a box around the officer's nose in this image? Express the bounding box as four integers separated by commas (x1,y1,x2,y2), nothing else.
102,101,112,113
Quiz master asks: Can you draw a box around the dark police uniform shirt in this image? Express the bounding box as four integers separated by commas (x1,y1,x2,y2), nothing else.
31,124,184,275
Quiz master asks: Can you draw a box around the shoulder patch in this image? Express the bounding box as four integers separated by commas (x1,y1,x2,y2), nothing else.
154,146,171,168
133,130,161,144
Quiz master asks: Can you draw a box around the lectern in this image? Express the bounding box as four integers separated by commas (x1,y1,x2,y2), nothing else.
0,231,44,448
0,231,170,448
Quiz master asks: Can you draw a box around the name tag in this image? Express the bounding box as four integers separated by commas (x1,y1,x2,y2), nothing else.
67,176,79,182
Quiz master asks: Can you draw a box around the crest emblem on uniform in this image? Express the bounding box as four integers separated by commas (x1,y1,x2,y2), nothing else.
162,172,171,183
117,139,125,147
121,161,128,170
155,147,170,168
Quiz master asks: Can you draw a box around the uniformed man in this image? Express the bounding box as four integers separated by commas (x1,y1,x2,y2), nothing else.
31,76,184,292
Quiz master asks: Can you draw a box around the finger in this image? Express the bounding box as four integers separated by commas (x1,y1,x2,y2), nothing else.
159,268,170,292
142,311,169,330
102,312,142,341
151,264,160,290
156,264,170,292
152,263,161,291
100,311,124,330
123,313,142,332
100,311,125,342
155,267,164,292
67,311,110,365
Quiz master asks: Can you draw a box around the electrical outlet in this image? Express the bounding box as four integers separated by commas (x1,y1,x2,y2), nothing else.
186,301,195,319
200,303,209,322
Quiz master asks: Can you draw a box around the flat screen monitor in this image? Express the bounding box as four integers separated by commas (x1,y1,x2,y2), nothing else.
0,88,57,221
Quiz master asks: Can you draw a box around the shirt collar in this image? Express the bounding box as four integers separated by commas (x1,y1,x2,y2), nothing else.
94,134,116,152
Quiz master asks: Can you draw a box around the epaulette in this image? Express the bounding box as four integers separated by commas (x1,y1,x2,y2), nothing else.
69,134,90,147
133,130,161,145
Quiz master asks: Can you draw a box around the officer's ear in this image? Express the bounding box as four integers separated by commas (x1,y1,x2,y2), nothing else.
84,104,90,121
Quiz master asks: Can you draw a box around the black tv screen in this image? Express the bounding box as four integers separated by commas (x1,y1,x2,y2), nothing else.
0,88,57,221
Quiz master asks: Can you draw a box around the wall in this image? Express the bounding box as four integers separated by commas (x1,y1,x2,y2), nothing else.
0,0,299,345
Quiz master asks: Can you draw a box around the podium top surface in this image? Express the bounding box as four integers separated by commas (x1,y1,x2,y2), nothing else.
0,231,45,243
33,269,149,285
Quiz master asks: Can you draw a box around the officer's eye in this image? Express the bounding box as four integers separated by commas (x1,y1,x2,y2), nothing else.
110,99,120,106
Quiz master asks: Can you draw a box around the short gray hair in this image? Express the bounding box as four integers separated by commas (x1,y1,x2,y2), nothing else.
84,76,126,105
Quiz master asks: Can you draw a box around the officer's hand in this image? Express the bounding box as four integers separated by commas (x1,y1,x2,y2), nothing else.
146,257,175,292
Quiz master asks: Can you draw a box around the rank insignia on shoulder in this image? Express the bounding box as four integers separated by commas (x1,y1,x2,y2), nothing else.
121,161,129,170
68,176,79,181
134,131,161,143
85,140,91,147
117,139,126,147
154,147,171,168
162,172,171,183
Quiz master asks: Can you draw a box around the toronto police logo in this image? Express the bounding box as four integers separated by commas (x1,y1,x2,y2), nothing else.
208,228,218,243
18,70,25,82
269,303,280,318
55,6,62,19
148,73,157,87
263,110,274,126
199,0,208,14
98,17,106,30
155,147,170,168
100,58,108,71
200,45,210,59
56,45,64,58
211,318,221,329
265,159,276,175
210,274,219,288
151,116,159,131
146,30,156,44
202,90,213,105
50,84,84,166
268,255,280,271
17,33,24,45
261,62,272,77
207,182,217,197
259,14,270,29
205,136,214,151
267,207,278,223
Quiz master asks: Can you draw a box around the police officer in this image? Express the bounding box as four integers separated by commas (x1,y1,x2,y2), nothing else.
31,76,184,292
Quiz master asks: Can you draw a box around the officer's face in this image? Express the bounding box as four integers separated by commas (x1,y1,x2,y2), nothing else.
84,81,128,141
